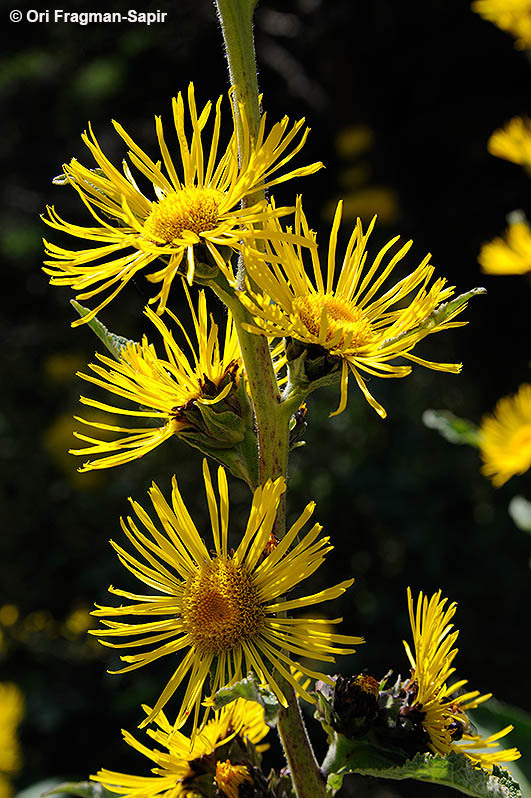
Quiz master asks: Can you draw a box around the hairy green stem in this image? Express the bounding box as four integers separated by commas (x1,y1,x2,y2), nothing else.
277,678,327,796
211,283,288,499
214,0,260,170
214,2,326,795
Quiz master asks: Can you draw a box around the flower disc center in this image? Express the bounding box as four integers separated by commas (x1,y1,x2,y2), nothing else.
182,558,266,654
292,293,374,350
215,761,252,796
144,188,223,243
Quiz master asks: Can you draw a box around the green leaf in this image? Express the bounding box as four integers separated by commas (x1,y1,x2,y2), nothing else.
52,167,106,187
379,287,486,352
210,672,281,725
508,496,531,534
71,301,137,360
14,779,63,798
470,700,531,794
43,781,115,798
428,287,487,326
423,408,480,446
324,742,522,798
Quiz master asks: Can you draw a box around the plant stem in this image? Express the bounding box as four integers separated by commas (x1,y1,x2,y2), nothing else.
214,2,326,795
277,679,327,796
213,281,288,486
214,0,261,171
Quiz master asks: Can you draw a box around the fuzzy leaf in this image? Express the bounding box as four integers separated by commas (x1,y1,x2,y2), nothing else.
325,741,521,798
423,408,479,446
14,779,63,798
71,301,136,360
428,287,487,326
470,700,531,792
210,672,281,725
43,782,114,798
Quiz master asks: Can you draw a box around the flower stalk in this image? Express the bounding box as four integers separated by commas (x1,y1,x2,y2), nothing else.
214,2,327,795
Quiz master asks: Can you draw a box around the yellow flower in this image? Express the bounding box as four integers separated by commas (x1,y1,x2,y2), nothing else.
402,588,520,768
472,0,531,49
91,460,362,731
239,199,465,418
70,285,241,470
0,776,12,798
92,698,268,798
479,384,531,486
43,83,322,323
0,683,24,775
488,117,531,166
479,220,531,275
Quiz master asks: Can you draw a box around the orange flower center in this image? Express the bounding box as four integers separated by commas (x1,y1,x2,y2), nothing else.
181,558,266,654
214,761,252,798
292,292,374,351
144,188,223,243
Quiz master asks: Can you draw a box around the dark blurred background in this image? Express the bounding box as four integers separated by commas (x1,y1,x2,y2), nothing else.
1,0,531,796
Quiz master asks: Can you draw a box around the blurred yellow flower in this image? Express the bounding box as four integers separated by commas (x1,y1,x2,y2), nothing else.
0,683,24,776
0,606,19,627
42,410,108,489
63,606,93,638
403,589,520,768
472,0,531,49
479,384,531,486
488,117,531,166
240,199,465,418
43,352,85,383
326,187,399,227
335,124,373,159
91,460,362,731
43,83,322,322
0,776,12,798
93,699,268,798
479,220,531,274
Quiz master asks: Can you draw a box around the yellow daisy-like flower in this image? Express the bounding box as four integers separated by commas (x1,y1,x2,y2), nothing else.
42,83,322,324
93,698,268,798
403,588,520,768
479,384,531,486
488,117,531,166
479,220,531,275
472,0,531,49
91,460,362,731
239,199,465,418
70,285,241,471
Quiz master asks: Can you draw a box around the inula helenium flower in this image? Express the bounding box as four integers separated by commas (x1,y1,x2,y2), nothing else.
472,0,531,49
93,698,268,798
239,199,465,417
479,384,531,486
71,285,241,470
488,116,531,166
92,461,362,731
479,219,531,275
402,588,519,767
43,83,322,322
